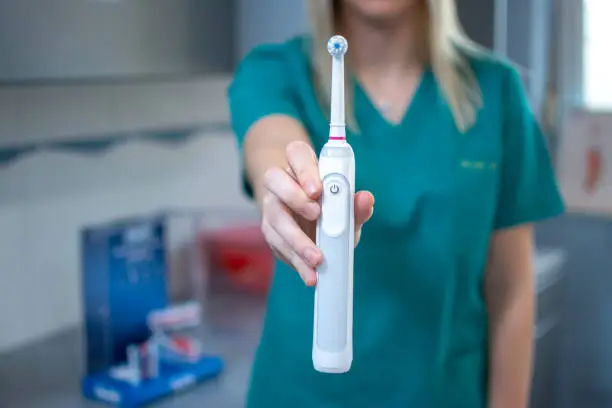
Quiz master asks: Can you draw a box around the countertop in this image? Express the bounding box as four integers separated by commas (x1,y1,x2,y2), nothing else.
0,292,266,408
0,249,566,408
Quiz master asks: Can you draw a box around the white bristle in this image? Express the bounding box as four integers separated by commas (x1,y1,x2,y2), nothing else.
327,35,348,58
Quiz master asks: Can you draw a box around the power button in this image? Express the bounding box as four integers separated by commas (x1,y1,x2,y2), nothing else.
321,175,350,237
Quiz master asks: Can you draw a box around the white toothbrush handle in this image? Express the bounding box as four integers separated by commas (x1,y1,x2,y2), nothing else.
313,144,355,373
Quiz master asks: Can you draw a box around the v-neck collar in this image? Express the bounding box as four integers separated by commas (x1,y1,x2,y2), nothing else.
355,70,433,132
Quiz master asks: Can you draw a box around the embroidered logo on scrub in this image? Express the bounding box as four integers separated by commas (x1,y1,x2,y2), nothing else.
460,160,497,170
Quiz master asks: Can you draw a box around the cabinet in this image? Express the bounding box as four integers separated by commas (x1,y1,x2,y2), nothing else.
0,0,235,82
532,325,562,408
536,215,612,408
531,249,566,408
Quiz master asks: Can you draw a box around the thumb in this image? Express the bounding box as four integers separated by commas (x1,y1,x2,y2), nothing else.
354,191,374,227
354,191,374,246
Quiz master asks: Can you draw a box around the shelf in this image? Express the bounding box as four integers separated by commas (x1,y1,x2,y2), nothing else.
0,121,231,168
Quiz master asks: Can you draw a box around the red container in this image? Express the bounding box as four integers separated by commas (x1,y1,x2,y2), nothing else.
202,225,274,294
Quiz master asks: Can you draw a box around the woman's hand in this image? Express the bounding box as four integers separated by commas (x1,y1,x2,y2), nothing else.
260,140,374,286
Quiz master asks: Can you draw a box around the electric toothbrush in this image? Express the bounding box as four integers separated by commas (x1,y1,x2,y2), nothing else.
312,35,355,374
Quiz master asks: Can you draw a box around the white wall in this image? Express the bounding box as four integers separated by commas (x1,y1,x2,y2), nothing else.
0,77,254,353
0,0,312,356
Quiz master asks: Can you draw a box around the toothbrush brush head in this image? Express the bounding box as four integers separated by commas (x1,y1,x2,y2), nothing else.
327,35,348,58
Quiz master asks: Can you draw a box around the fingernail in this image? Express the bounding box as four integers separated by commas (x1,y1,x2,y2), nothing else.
306,183,318,197
304,248,320,266
305,202,320,219
306,278,317,286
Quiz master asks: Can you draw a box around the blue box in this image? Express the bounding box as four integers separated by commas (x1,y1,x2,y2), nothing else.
82,356,224,407
81,215,171,375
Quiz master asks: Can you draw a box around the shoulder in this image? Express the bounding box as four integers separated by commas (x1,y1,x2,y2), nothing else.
460,49,528,113
464,50,524,93
228,37,316,142
233,36,311,80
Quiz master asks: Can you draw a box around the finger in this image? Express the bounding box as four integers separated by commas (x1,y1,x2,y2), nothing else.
262,221,317,286
268,201,322,268
354,191,375,227
355,228,362,247
263,167,320,221
354,191,374,247
285,141,321,199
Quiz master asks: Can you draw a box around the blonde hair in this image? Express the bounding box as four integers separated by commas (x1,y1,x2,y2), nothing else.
307,0,483,132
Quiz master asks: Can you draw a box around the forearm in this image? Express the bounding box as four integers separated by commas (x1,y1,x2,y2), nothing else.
486,226,535,408
487,281,534,408
242,115,311,205
246,145,287,206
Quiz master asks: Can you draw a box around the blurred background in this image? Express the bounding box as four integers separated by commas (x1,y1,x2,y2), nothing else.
0,0,610,407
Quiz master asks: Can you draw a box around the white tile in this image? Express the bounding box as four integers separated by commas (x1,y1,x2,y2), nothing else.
0,88,21,146
112,77,230,130
17,84,115,142
0,78,241,351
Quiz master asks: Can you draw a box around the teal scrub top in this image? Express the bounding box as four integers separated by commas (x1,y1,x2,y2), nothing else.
228,37,564,408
